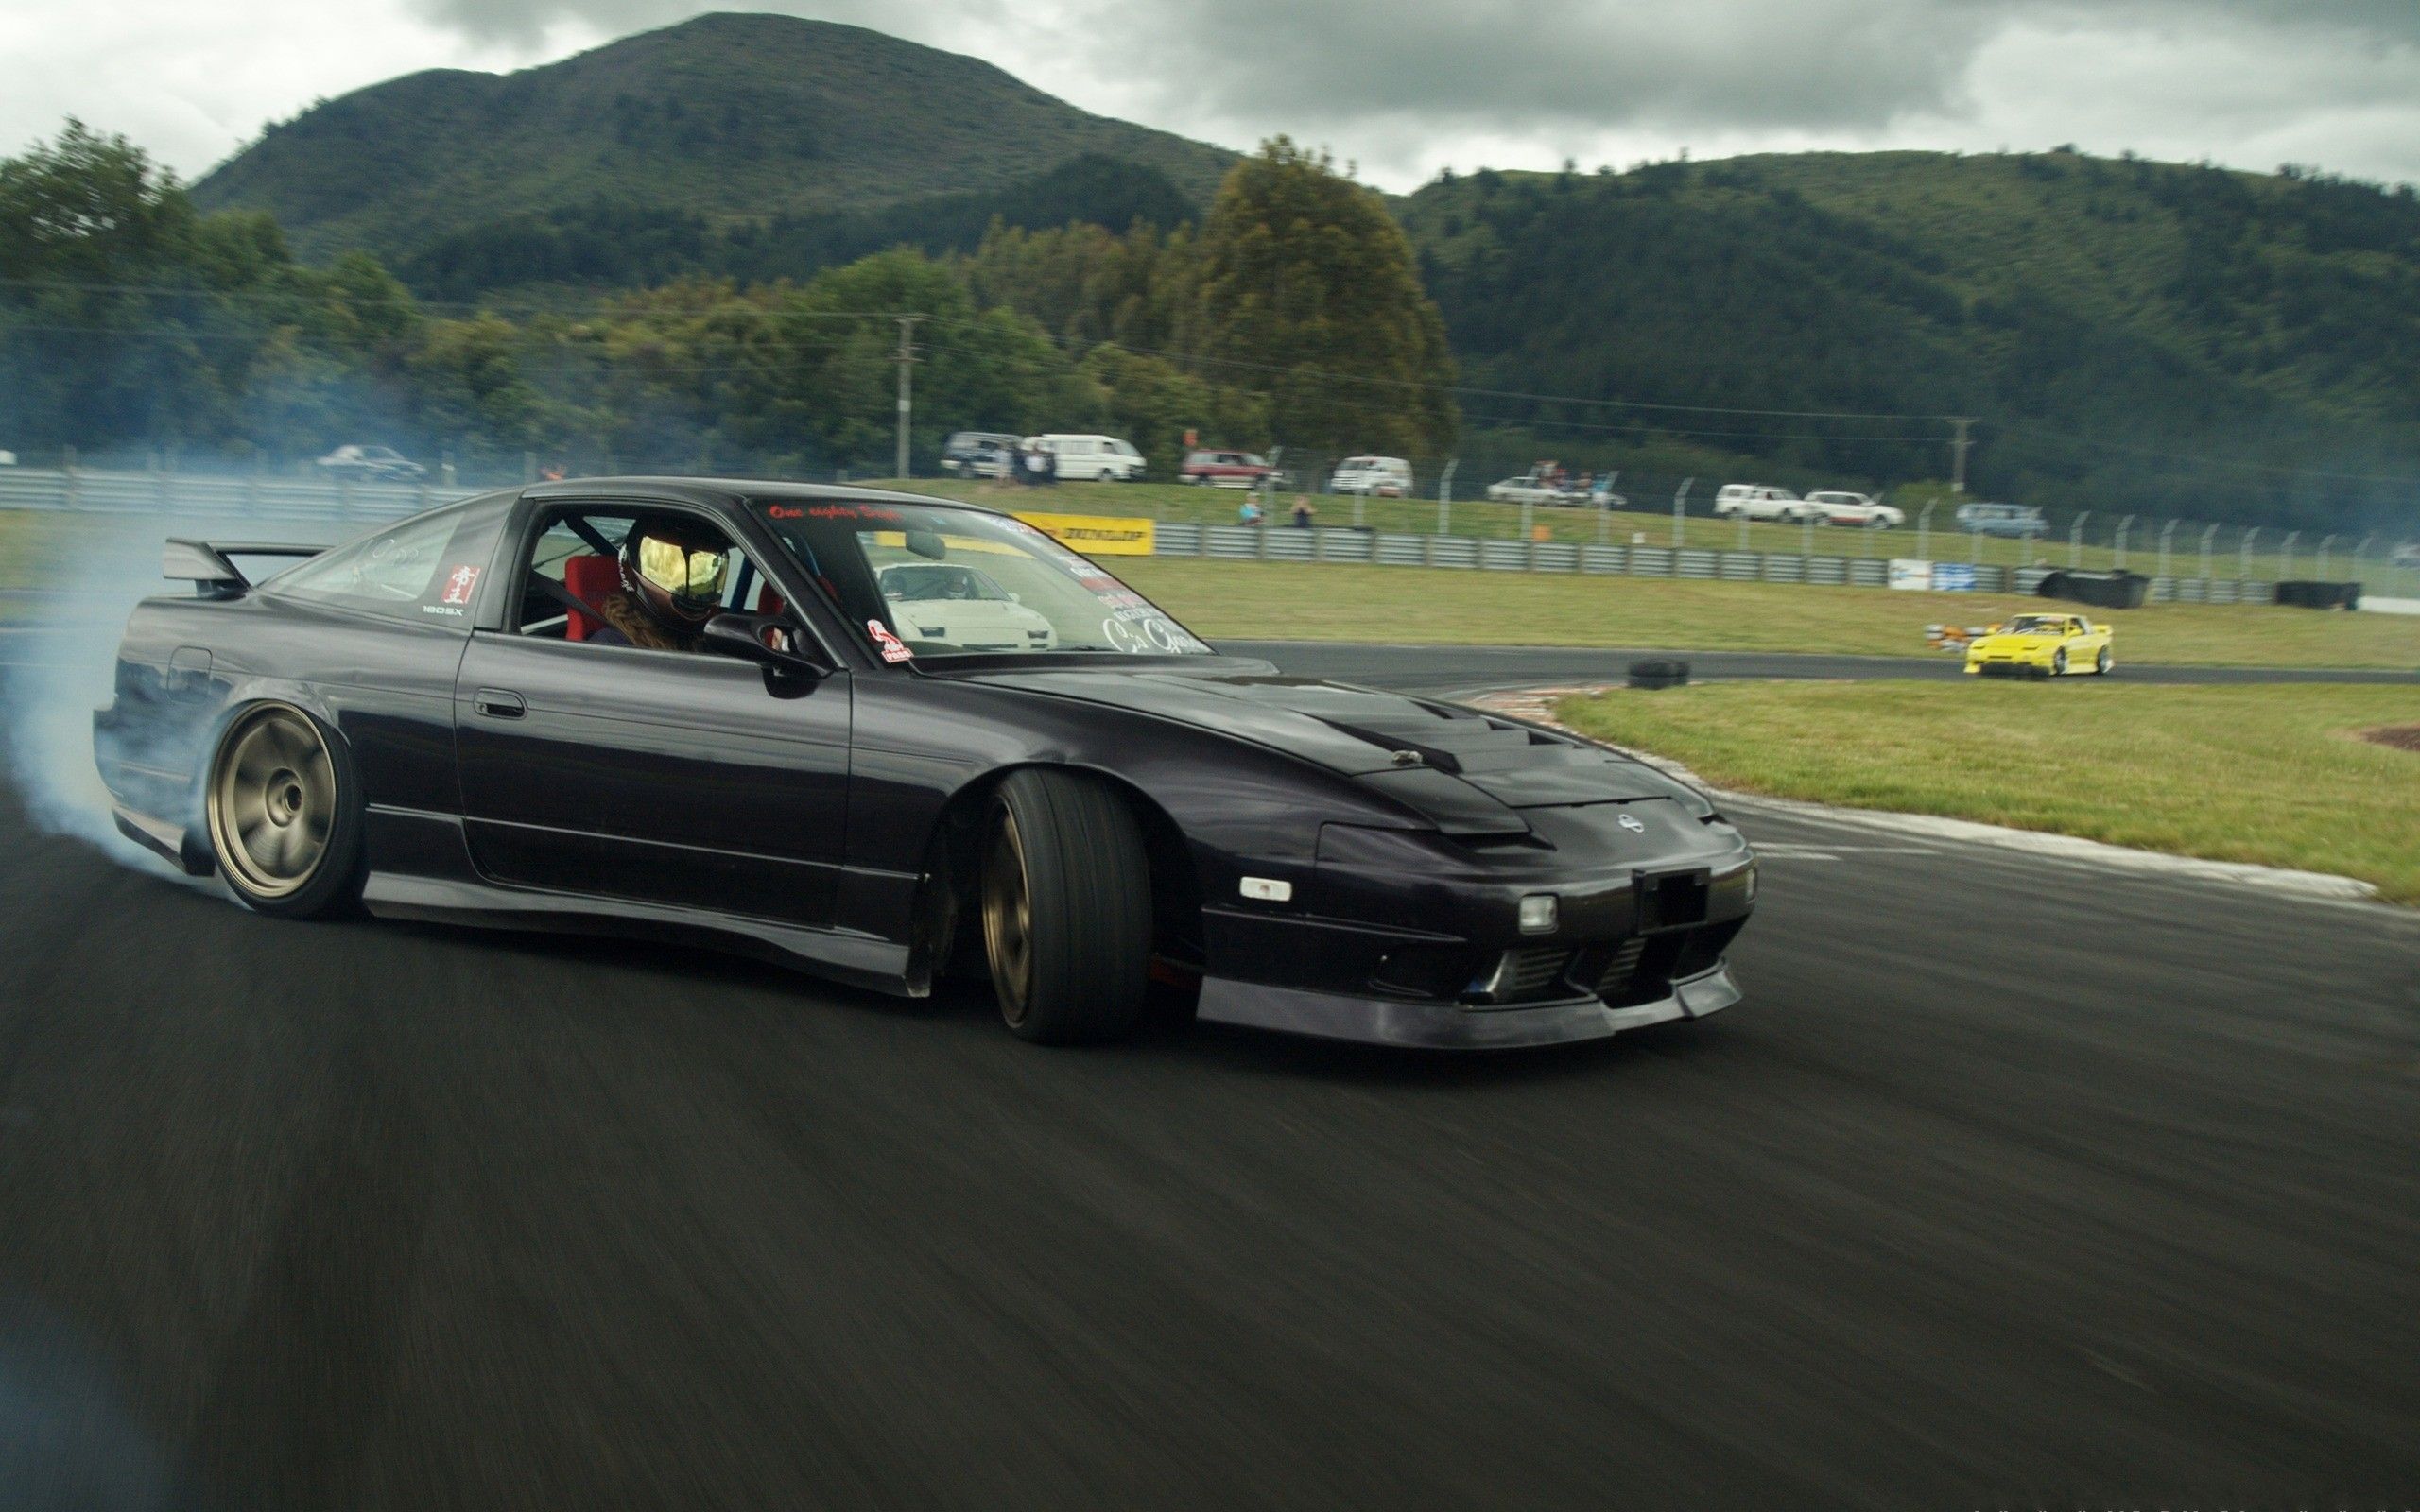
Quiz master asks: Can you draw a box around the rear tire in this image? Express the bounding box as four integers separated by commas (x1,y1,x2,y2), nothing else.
980,769,1152,1044
203,703,365,919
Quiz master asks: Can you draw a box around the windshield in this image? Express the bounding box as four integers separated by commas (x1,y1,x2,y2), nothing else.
2001,616,2064,633
752,498,1212,661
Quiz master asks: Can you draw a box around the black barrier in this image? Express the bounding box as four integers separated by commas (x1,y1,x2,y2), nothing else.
2273,580,2362,610
1629,658,1690,690
2034,569,2150,610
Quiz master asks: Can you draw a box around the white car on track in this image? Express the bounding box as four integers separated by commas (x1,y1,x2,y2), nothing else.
1805,490,1905,528
878,562,1058,653
315,444,426,482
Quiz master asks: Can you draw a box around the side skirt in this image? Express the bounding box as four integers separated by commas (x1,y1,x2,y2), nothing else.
361,871,917,996
359,805,916,996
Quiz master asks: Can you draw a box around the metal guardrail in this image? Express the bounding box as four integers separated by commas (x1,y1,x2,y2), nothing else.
1148,524,2276,604
0,468,479,523
0,470,2284,606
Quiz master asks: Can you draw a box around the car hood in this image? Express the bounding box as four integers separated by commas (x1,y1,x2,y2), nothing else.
960,663,1703,829
1973,632,2065,651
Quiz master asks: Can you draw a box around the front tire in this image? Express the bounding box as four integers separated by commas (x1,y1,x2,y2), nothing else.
980,769,1152,1044
203,703,364,919
2051,649,2068,677
2096,647,2113,676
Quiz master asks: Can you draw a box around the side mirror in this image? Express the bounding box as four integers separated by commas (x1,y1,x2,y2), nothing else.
703,612,830,677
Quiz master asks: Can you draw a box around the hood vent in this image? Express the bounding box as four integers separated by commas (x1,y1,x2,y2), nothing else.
1313,704,1575,776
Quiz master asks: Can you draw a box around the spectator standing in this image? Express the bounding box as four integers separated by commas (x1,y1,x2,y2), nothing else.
1291,497,1317,529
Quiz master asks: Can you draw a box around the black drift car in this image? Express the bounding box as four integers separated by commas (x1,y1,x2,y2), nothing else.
94,480,1756,1048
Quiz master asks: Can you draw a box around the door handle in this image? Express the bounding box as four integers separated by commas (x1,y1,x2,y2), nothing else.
474,689,526,719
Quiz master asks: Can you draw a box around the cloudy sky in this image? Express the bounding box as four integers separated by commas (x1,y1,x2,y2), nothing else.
7,0,2420,190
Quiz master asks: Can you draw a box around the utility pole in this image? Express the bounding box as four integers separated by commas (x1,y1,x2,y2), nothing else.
893,315,924,483
1948,418,1976,495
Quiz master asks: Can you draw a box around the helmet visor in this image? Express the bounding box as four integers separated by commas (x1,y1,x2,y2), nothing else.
635,536,728,606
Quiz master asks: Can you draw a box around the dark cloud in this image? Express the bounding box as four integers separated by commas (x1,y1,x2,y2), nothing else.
381,0,2420,183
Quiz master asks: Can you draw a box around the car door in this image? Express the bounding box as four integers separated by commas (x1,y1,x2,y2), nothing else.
452,503,853,927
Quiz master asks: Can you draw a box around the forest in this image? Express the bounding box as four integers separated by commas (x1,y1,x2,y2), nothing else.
8,113,2420,532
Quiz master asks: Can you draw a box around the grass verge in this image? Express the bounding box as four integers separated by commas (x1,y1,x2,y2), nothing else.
1552,680,2420,902
1114,558,2420,670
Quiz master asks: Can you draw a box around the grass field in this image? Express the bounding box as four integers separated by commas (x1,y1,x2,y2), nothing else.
1115,558,2420,670
1551,681,2420,902
883,477,2420,596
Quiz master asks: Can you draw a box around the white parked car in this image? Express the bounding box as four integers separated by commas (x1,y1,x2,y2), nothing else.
877,562,1057,653
1028,434,1146,482
1711,483,1818,523
1330,455,1413,496
1485,467,1599,506
1486,473,1572,505
1804,490,1905,528
315,444,425,482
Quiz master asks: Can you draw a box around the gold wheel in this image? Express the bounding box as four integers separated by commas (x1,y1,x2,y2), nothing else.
981,808,1034,1025
207,705,337,901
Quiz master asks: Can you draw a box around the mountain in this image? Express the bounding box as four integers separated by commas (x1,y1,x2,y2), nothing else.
394,152,1202,303
191,11,1236,262
1402,150,2420,524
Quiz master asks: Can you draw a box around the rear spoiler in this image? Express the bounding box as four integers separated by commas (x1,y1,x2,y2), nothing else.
163,540,326,599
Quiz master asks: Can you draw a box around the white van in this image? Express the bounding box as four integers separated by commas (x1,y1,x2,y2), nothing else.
1028,434,1146,482
1712,484,1816,523
1329,456,1413,496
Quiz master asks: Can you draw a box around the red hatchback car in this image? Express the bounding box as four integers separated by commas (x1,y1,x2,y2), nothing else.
1181,449,1280,488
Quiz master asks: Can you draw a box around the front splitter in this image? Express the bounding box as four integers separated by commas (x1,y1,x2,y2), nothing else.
1196,963,1740,1050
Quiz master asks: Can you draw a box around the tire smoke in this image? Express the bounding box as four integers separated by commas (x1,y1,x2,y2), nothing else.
0,511,320,883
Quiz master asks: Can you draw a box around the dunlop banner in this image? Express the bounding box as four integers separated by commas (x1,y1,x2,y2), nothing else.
1012,511,1156,556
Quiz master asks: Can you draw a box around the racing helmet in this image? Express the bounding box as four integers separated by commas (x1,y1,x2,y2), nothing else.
620,514,730,628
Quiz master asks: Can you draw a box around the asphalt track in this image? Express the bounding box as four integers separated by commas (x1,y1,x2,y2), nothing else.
1,653,2417,1508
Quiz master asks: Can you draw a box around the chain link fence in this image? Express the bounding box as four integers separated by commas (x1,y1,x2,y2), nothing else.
3,462,2413,603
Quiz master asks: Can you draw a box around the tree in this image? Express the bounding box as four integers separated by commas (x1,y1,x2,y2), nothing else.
1189,138,1458,465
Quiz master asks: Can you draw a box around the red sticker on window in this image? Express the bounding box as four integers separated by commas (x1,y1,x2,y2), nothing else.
867,619,914,663
440,564,481,606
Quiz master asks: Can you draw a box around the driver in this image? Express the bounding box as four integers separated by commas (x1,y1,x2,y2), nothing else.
594,514,729,652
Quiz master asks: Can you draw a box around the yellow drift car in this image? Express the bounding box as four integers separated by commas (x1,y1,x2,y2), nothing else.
1963,612,2114,678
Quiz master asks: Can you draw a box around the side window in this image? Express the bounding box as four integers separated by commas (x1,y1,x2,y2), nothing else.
512,509,769,651
267,505,494,625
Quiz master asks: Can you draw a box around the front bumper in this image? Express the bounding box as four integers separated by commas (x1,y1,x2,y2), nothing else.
1197,961,1741,1049
1193,799,1754,1049
1965,656,2049,678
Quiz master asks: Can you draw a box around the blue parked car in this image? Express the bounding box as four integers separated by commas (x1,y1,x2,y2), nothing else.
1956,502,2048,539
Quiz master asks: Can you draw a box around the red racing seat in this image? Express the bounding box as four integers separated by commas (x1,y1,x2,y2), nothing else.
756,587,786,617
562,555,619,641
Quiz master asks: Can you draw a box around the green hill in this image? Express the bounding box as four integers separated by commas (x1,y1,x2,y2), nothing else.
191,11,1236,262
1403,151,2420,525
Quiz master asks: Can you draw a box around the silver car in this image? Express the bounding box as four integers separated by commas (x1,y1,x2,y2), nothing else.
316,444,426,482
